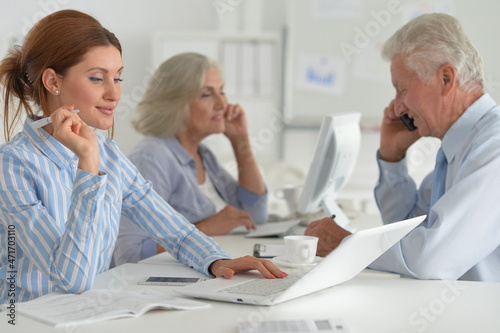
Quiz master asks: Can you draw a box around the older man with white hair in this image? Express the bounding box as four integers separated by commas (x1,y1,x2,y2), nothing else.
305,13,500,282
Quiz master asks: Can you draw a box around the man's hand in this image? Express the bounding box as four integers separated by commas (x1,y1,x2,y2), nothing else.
379,99,421,162
305,217,352,257
210,256,288,279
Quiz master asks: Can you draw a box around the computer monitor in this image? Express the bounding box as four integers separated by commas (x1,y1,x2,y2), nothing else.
296,113,361,229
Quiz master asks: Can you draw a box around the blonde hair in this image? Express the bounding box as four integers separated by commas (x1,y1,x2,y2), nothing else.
132,52,222,137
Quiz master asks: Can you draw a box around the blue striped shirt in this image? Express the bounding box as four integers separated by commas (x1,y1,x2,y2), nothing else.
0,119,231,304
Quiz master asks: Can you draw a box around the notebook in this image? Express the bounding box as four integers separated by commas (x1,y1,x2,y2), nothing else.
175,215,425,305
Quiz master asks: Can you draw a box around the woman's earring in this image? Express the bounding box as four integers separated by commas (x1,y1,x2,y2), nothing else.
54,90,59,95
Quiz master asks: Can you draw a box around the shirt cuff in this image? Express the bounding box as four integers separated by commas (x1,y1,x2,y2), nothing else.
236,186,268,206
377,150,410,183
205,255,233,277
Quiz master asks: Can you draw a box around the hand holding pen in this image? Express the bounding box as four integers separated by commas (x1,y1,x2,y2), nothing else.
47,106,101,175
304,213,351,257
30,109,80,129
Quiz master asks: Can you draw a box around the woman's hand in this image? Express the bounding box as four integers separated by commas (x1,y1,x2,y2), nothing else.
223,104,248,141
50,105,100,174
195,205,257,235
210,255,288,279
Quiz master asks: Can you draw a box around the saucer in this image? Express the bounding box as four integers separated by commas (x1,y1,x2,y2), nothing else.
272,255,323,268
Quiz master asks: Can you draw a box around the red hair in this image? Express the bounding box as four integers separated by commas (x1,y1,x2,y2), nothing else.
0,9,122,141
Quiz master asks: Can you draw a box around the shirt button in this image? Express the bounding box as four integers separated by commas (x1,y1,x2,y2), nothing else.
91,185,97,191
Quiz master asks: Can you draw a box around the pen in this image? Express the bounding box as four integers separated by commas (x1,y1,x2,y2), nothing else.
30,110,80,129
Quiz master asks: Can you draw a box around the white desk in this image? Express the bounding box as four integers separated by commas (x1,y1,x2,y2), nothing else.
5,262,499,333
3,215,500,333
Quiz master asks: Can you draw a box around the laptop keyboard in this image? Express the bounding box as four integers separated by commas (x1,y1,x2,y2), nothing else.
218,274,303,296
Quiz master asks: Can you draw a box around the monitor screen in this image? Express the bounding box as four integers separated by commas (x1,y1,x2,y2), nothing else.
296,113,361,229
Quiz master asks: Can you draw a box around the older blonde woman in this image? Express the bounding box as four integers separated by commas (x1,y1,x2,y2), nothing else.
113,53,268,265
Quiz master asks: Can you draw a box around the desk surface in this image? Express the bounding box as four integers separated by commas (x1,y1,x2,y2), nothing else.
3,215,500,333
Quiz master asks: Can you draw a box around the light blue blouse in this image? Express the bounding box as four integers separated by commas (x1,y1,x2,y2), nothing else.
370,94,500,281
0,120,230,303
113,136,268,266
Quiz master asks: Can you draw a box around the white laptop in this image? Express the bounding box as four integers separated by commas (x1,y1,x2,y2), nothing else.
175,215,425,305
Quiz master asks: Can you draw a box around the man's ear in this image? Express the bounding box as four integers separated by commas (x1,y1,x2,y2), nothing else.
41,68,61,95
440,63,456,95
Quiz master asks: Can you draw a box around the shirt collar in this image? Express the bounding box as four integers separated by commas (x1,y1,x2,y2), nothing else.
441,93,496,163
163,136,192,166
23,116,78,168
163,136,210,167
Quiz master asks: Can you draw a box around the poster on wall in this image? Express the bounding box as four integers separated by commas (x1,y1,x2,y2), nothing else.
295,54,347,95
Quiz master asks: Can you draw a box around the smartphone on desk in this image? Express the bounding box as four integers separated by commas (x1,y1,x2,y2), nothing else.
137,276,206,286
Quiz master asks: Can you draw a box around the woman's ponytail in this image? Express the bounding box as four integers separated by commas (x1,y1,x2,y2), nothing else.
0,45,34,141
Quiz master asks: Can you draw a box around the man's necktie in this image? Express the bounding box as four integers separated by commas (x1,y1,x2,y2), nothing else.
430,147,447,206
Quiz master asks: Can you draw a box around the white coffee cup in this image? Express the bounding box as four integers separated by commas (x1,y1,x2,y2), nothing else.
284,235,318,264
275,185,302,216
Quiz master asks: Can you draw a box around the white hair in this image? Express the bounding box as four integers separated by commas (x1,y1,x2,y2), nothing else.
382,13,483,93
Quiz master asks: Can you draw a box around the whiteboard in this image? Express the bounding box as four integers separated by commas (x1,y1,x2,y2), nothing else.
285,0,500,123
